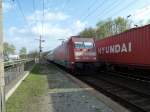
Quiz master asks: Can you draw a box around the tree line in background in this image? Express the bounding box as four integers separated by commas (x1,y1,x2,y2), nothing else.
79,17,150,39
3,42,27,57
3,42,41,60
3,42,16,56
3,42,37,60
79,17,130,39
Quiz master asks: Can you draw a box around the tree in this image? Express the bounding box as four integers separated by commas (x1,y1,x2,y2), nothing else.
96,17,130,39
96,18,114,39
79,27,96,38
147,19,150,24
114,17,129,34
3,42,16,56
79,17,130,40
19,47,27,59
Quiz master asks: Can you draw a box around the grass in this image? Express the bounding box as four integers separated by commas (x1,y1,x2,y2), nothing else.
6,64,48,112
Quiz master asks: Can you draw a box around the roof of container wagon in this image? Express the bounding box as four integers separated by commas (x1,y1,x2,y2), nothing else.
71,36,95,42
96,24,150,42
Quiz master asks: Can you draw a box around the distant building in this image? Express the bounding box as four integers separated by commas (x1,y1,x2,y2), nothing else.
8,54,20,60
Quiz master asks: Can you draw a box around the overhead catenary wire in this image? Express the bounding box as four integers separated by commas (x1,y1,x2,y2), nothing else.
131,4,150,22
81,0,141,25
69,0,100,36
95,0,123,20
61,0,70,12
33,0,38,33
16,0,31,30
15,0,41,52
81,0,124,22
102,0,140,20
33,0,42,37
33,0,35,12
79,0,98,18
42,0,45,38
81,0,107,21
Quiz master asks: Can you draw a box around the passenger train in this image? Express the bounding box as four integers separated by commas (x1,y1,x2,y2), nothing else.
47,36,97,73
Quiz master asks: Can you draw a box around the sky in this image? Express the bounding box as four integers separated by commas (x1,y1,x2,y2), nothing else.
3,0,150,53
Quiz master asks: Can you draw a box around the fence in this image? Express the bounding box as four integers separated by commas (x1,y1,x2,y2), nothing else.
4,59,35,93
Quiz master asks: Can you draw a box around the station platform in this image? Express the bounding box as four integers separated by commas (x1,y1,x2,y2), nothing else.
6,62,129,112
44,63,114,112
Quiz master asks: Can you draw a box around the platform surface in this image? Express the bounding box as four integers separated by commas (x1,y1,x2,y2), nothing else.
6,63,115,112
43,63,114,112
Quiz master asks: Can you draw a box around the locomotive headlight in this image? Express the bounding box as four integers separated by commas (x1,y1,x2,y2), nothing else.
93,57,96,60
75,52,82,56
75,57,80,59
71,62,74,64
83,49,87,52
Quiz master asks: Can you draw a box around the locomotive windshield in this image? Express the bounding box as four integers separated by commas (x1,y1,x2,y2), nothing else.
75,42,84,48
74,42,94,48
84,42,94,48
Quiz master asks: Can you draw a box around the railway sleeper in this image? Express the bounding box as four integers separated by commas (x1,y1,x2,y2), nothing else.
134,103,150,112
132,99,150,106
135,100,150,106
140,105,150,112
124,95,144,101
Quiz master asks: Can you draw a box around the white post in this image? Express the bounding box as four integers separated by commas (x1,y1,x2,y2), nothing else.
0,0,5,112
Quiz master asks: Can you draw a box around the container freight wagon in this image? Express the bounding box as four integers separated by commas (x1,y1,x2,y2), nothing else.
47,36,97,73
96,24,150,70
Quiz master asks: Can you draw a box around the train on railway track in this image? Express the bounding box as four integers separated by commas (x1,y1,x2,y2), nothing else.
96,24,150,70
47,36,98,73
47,24,150,73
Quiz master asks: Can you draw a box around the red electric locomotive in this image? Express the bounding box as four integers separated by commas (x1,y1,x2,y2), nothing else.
47,36,97,73
96,24,150,70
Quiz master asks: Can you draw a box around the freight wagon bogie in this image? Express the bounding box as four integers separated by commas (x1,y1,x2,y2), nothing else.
98,61,150,73
101,63,129,72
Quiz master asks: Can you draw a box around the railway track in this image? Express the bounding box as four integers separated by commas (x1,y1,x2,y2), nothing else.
100,71,150,96
109,70,150,83
53,62,150,111
75,72,150,112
